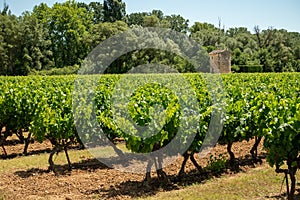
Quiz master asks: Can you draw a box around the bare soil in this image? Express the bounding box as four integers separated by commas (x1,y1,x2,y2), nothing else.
0,137,269,200
0,138,53,159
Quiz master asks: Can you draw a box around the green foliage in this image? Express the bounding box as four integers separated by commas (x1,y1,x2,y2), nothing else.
126,10,189,32
1,73,300,186
206,154,227,173
231,65,240,72
164,15,189,33
126,12,148,26
77,2,104,24
103,0,126,22
238,65,263,73
0,13,21,75
19,12,54,73
190,22,223,47
88,20,128,49
0,76,76,148
143,15,160,27
82,26,210,74
31,0,93,69
94,75,182,153
1,2,300,75
30,76,76,145
29,65,80,76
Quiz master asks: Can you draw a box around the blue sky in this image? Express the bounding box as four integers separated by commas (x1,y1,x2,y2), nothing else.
1,0,300,32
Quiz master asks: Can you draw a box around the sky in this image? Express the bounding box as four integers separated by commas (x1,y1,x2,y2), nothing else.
1,0,300,33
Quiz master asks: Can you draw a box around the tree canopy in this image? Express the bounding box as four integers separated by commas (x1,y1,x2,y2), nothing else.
0,0,299,75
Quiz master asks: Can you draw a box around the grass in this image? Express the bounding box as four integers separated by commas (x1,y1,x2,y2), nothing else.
137,165,299,200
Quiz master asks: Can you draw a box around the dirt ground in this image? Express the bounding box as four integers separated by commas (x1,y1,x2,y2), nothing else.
0,137,267,200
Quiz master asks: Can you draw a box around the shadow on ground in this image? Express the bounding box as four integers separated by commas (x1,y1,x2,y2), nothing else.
0,148,52,160
14,158,110,178
0,144,81,160
266,193,300,200
84,154,268,199
11,152,297,200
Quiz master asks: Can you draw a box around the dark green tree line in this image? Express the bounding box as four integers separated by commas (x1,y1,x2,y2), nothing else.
0,0,300,75
190,22,300,72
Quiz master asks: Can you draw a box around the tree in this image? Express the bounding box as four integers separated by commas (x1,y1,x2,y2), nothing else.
1,3,9,15
150,10,164,20
0,31,6,75
84,25,205,74
78,2,104,24
33,0,92,68
18,12,54,74
143,15,160,27
190,22,221,47
224,27,259,69
254,26,295,72
226,27,257,49
103,0,126,22
0,13,21,75
0,6,53,75
164,14,189,33
88,20,128,49
126,12,148,26
32,3,50,23
190,22,218,34
126,10,165,27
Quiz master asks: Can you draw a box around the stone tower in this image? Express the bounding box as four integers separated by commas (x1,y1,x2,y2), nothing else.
209,50,231,73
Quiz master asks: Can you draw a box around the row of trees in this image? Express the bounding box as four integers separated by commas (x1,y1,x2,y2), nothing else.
0,0,300,75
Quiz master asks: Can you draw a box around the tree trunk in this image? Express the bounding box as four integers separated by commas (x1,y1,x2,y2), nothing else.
155,155,168,184
64,145,72,171
111,142,124,157
289,173,295,200
1,144,7,157
143,159,153,186
178,152,189,177
227,142,235,161
16,130,25,144
286,172,291,199
0,129,7,157
23,132,32,155
48,146,60,173
250,136,262,159
288,165,297,199
190,152,203,173
275,164,297,200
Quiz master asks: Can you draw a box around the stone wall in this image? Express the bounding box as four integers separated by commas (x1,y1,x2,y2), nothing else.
209,50,231,73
